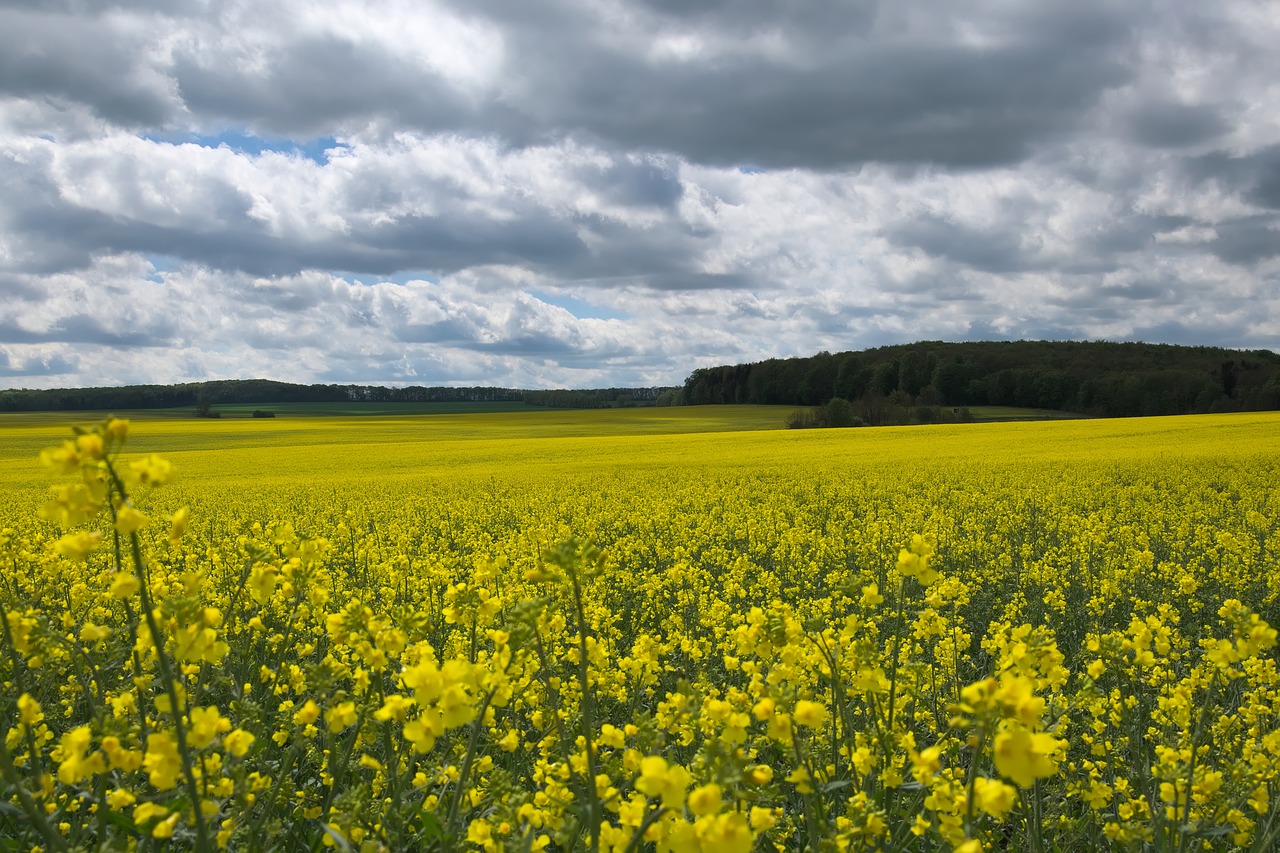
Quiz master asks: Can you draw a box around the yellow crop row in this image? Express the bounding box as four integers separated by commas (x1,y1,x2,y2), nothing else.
1,411,1278,851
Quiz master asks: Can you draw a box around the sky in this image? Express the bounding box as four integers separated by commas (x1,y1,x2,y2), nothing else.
1,0,1279,390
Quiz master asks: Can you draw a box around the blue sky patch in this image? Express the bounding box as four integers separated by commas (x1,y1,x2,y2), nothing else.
531,291,626,321
142,130,347,164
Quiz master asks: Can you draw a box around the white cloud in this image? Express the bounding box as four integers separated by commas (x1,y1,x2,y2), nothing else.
1,0,1278,389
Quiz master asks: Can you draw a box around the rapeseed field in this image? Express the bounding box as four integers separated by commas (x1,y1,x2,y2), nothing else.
2,409,1279,851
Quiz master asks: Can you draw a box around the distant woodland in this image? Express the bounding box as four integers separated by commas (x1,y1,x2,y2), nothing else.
0,379,672,413
6,341,1280,422
677,341,1280,423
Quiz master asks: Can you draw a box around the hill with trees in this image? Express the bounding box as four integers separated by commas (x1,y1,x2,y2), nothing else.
0,379,675,413
678,341,1280,423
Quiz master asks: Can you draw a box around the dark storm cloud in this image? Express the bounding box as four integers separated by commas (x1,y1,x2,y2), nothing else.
1208,218,1280,265
626,272,752,291
0,314,170,347
361,214,592,276
457,0,1138,170
0,0,1144,171
0,350,77,377
171,38,482,141
0,275,46,301
1185,145,1280,210
1122,101,1229,149
1131,320,1246,348
0,7,176,127
886,216,1030,274
594,159,684,209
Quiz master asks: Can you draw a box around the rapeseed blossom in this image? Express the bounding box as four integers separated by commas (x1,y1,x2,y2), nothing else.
0,412,1278,850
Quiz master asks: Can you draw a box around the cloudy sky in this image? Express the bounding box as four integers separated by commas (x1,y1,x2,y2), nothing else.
2,0,1278,390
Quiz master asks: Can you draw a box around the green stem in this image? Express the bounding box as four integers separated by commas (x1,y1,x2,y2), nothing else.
246,739,302,853
104,458,212,853
133,529,212,853
445,685,501,836
569,571,603,853
1019,785,1044,853
0,736,70,853
1175,675,1216,853
621,804,670,853
0,602,46,780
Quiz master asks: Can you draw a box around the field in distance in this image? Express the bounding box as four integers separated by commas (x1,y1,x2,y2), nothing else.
0,405,790,489
1,405,1271,496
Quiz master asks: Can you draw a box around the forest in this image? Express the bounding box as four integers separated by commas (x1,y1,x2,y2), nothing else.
6,341,1280,422
677,340,1280,421
0,379,673,412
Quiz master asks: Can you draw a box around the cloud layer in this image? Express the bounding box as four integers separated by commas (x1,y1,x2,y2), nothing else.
2,0,1278,389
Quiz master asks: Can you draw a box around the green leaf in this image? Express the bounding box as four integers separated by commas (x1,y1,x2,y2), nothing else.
419,810,444,843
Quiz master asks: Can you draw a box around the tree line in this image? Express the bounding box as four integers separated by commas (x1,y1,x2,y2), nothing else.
678,340,1280,421
0,379,677,412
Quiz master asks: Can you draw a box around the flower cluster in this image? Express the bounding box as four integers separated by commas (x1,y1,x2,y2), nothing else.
0,413,1278,851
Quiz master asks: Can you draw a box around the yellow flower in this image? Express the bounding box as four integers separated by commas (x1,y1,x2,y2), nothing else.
168,506,191,545
109,572,141,599
55,725,104,784
102,736,142,771
785,767,813,794
994,727,1064,788
749,805,778,831
911,746,942,784
687,783,722,817
697,811,753,853
41,481,106,527
466,818,493,846
130,454,172,486
897,534,939,585
143,732,183,790
374,694,412,723
973,777,1018,819
115,505,148,534
404,713,443,753
106,788,137,809
133,802,168,825
186,701,231,742
293,700,321,726
225,729,256,757
104,418,129,444
635,756,692,808
401,660,445,705
326,701,357,733
793,699,828,729
79,622,112,643
17,694,42,726
40,440,83,474
994,675,1045,726
54,530,101,562
248,566,278,604
152,814,180,839
75,432,104,460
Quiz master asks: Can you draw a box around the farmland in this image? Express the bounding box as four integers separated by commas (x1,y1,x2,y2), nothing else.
2,409,1279,851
